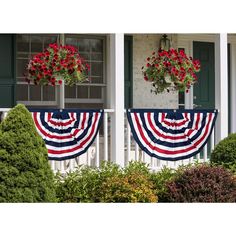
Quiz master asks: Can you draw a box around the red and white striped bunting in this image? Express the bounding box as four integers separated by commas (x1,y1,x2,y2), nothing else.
127,109,218,161
31,109,103,161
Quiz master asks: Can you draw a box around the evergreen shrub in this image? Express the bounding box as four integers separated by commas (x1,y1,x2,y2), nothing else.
0,104,57,202
211,133,236,173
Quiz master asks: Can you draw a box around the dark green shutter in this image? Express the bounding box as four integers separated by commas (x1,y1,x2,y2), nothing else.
0,34,16,108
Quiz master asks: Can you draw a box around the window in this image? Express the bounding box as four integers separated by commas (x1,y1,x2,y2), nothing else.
16,34,59,108
16,34,106,109
65,35,106,109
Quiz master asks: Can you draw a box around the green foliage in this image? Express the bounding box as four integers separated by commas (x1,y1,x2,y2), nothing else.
0,104,57,202
149,166,176,202
164,164,236,202
142,48,200,94
55,161,157,203
99,161,157,202
55,162,121,203
99,173,157,203
211,133,236,173
124,161,150,176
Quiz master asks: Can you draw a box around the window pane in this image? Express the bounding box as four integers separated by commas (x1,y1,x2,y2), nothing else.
91,62,103,76
16,59,28,78
65,85,76,98
77,86,88,98
65,37,78,47
17,53,30,59
90,86,102,99
31,36,43,52
16,34,62,105
90,39,103,52
16,84,28,101
43,86,55,101
79,52,90,60
30,85,41,101
179,91,184,102
91,53,103,61
62,35,105,107
17,35,30,53
65,103,103,109
77,38,90,52
44,36,58,48
90,77,103,84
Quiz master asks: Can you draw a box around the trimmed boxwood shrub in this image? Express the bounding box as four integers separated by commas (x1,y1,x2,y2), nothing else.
211,133,236,173
0,104,57,202
164,164,236,202
55,161,157,203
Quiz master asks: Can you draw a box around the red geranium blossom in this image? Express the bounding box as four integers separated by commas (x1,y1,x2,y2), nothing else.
26,43,90,86
142,48,201,93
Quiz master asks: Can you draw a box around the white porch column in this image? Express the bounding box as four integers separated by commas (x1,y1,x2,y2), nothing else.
109,34,125,167
215,33,228,144
230,43,236,133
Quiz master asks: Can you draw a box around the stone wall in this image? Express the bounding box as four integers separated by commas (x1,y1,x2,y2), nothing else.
132,34,179,109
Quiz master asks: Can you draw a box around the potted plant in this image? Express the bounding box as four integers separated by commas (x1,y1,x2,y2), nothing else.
142,48,200,94
25,43,90,86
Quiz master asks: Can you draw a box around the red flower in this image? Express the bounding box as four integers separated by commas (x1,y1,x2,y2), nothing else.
86,64,90,70
45,51,50,56
26,43,89,86
142,48,201,93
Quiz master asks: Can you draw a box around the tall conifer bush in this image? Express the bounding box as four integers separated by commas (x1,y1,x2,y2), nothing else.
0,104,57,202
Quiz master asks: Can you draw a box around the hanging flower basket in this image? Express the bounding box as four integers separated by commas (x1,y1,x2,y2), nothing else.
25,43,90,86
142,48,201,94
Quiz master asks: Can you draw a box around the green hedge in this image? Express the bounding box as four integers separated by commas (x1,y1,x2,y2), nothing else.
0,104,57,202
211,133,236,173
55,161,158,203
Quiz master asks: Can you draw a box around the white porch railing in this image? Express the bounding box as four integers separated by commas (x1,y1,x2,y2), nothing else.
0,108,216,173
0,108,10,120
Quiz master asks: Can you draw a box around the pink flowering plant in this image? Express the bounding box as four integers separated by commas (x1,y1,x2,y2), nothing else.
25,43,90,86
142,48,201,93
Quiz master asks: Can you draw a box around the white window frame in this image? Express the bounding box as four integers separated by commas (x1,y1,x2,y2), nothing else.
16,34,60,107
64,34,107,106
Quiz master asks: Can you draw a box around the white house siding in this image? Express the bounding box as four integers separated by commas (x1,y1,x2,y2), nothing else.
132,34,179,109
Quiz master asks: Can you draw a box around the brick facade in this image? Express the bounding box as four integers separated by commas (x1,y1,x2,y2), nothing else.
132,34,179,109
